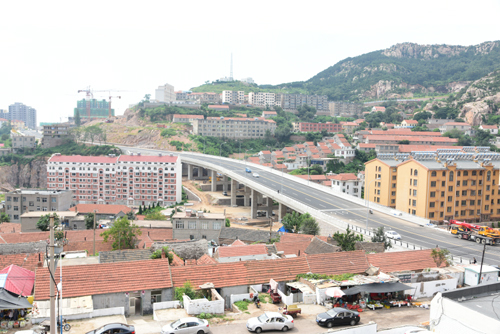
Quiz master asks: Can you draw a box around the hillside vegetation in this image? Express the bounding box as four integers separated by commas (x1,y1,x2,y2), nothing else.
190,81,307,95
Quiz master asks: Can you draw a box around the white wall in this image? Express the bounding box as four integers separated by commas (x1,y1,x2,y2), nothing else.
404,277,458,299
230,293,251,306
32,307,124,324
430,292,500,333
277,288,294,305
183,294,224,315
303,292,316,304
218,254,271,263
321,322,377,333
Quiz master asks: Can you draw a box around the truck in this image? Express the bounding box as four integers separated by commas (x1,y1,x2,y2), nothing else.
450,225,500,245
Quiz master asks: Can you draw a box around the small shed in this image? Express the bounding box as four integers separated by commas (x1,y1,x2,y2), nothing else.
464,265,500,286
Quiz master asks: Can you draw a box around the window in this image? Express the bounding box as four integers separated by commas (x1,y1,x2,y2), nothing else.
42,198,47,203
51,198,57,203
456,181,460,186
213,222,221,230
430,192,436,197
448,196,453,202
472,171,477,176
201,222,208,229
188,221,196,229
440,202,444,208
441,181,446,187
429,212,435,218
414,170,418,176
431,171,437,177
449,171,454,181
441,191,445,197
413,190,417,196
461,200,466,206
464,171,468,176
470,200,475,206
447,207,452,213
431,181,436,187
175,221,184,229
412,200,416,206
414,180,418,186
463,180,468,186
448,186,453,192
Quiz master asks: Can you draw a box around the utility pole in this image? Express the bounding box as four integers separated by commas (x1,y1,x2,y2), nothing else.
478,241,487,285
50,214,56,334
93,210,97,256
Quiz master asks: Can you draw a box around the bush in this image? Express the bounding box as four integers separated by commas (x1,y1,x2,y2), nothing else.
144,212,167,221
234,300,251,311
161,128,177,137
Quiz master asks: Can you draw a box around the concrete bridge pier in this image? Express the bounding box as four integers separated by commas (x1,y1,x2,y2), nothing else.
244,187,251,206
211,170,217,192
187,164,194,180
222,175,229,192
231,179,237,206
266,197,274,220
279,203,288,222
251,189,259,219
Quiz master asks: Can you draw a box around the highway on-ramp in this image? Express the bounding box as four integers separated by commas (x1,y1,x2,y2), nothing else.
123,146,500,266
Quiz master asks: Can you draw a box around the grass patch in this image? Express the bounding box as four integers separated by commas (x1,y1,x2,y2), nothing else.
259,293,271,304
234,300,252,311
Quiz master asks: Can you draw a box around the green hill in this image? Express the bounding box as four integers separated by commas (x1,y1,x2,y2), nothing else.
190,81,308,95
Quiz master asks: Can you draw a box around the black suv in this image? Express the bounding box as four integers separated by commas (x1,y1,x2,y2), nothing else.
316,307,360,328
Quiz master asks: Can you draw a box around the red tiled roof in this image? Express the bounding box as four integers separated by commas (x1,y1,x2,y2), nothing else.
481,125,498,129
260,151,271,154
294,144,305,148
398,145,463,153
35,259,172,300
263,111,277,114
373,106,385,111
185,259,197,266
305,142,315,145
403,120,419,124
0,264,35,296
354,119,364,124
329,173,358,181
218,244,268,258
248,157,260,163
306,251,369,276
311,155,321,159
367,135,457,143
172,114,204,119
343,122,358,126
443,122,470,126
231,239,247,246
279,233,328,243
275,240,311,256
48,155,118,163
118,155,178,163
370,130,437,136
197,254,218,265
171,253,184,266
330,144,341,150
323,181,332,186
208,105,229,109
69,204,133,215
0,254,42,273
274,164,287,169
261,163,273,167
358,143,377,148
367,249,445,272
0,223,22,233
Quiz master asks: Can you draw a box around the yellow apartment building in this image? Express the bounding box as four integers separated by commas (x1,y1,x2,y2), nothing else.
364,154,401,208
365,151,500,222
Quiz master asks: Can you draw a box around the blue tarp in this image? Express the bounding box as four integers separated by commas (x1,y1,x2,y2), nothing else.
278,226,292,233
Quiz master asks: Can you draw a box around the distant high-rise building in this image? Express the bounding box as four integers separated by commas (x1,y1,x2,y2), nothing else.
155,83,175,103
74,99,113,120
283,94,328,111
221,90,244,104
0,109,8,120
8,102,37,129
329,102,362,116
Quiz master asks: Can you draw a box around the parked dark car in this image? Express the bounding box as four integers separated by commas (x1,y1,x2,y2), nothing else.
316,307,360,328
86,323,135,334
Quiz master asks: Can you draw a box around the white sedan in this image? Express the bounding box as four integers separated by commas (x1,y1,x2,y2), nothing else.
161,317,209,334
385,230,402,240
253,173,260,178
246,312,294,333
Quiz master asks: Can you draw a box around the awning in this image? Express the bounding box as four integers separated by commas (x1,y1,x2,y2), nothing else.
342,282,413,296
0,289,33,309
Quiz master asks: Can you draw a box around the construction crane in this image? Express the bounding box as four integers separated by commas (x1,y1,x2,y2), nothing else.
108,95,121,118
77,87,93,118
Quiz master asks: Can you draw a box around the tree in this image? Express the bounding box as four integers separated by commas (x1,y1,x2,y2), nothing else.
0,212,9,223
371,227,392,250
413,111,432,122
144,212,167,221
331,228,364,251
431,248,450,267
282,212,304,232
225,218,231,227
138,205,143,215
85,212,95,230
175,281,200,301
101,216,142,250
150,246,174,264
127,211,136,221
301,216,320,235
36,213,60,231
74,109,81,127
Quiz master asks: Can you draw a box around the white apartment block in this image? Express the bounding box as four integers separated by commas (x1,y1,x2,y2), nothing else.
47,153,182,207
248,92,282,108
155,83,175,103
192,116,276,139
330,173,362,197
221,91,244,104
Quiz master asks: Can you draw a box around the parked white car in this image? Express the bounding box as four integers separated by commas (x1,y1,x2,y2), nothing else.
161,317,209,334
385,230,402,240
246,312,294,333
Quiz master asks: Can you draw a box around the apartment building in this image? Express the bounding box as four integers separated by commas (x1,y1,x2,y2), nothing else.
155,83,175,103
5,189,73,222
365,135,458,146
10,130,36,152
171,114,204,123
248,92,280,108
364,154,401,208
41,124,71,148
221,90,244,104
283,94,329,111
366,151,500,222
297,122,342,133
439,122,472,134
192,116,276,139
329,102,362,116
46,153,182,207
8,102,37,129
175,91,189,101
187,92,220,104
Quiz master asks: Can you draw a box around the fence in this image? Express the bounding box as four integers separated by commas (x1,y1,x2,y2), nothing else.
153,301,181,321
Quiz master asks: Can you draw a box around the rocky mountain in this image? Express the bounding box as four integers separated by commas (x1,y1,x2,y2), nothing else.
272,41,500,101
0,157,48,191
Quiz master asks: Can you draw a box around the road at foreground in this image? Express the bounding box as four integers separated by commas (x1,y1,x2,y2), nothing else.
123,146,500,266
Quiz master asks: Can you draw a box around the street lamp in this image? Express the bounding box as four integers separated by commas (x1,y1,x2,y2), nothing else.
366,178,380,231
203,137,207,155
219,142,226,160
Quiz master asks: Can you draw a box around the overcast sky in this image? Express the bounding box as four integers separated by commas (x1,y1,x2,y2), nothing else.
1,0,499,124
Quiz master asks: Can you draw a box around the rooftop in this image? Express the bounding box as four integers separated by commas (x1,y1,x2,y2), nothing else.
172,114,204,119
48,154,118,164
218,244,268,258
69,204,133,215
367,249,445,273
21,211,78,218
8,189,72,195
118,155,178,163
329,173,358,181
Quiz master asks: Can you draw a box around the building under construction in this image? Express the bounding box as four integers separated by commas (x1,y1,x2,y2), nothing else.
74,99,114,119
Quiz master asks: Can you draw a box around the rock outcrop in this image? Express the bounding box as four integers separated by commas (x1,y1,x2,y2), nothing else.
0,157,48,191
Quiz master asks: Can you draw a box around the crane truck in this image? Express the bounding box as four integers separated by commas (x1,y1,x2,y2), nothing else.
449,220,500,245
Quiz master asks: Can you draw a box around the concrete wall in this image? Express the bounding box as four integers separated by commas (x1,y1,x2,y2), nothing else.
183,290,224,315
323,322,377,333
404,277,458,299
230,293,251,306
277,288,294,305
218,254,272,263
153,300,181,321
32,306,125,324
93,292,130,317
430,292,500,333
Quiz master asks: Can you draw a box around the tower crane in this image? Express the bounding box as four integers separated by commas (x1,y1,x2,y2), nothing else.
108,95,121,118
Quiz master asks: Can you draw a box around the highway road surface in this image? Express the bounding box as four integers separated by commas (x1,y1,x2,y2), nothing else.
123,146,500,266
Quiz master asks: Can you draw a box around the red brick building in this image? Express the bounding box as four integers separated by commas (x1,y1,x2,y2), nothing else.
298,122,342,133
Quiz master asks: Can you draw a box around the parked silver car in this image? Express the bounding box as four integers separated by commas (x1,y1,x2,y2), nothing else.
161,317,209,334
246,312,294,332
